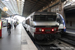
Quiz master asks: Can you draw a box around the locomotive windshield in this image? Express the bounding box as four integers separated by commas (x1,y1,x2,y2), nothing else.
33,15,56,21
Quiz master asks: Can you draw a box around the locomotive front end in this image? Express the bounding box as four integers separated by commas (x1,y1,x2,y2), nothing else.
31,14,60,41
34,25,60,41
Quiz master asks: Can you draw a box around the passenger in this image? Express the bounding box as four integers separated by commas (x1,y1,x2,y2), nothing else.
14,23,17,28
7,23,11,35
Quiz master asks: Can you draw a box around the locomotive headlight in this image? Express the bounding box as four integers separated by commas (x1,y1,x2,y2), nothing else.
39,29,42,31
42,29,44,32
52,29,54,31
52,28,56,31
39,29,44,32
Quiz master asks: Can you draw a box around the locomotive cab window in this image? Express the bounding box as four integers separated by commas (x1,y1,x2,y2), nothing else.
31,16,33,21
33,15,57,21
26,19,30,25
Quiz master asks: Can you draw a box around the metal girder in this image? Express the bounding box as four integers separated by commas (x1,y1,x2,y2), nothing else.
38,0,59,12
23,0,59,17
27,0,45,6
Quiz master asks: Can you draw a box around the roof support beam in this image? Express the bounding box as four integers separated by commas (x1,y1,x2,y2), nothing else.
38,0,59,12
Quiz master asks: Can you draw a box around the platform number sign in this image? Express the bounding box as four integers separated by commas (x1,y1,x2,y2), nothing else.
0,21,1,29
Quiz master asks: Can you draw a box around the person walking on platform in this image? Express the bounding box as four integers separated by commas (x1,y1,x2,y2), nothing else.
14,23,17,28
14,22,18,28
7,23,11,35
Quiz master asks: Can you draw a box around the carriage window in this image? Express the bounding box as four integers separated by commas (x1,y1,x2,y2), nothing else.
33,15,56,21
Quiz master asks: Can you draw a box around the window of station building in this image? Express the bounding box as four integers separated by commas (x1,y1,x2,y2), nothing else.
56,6,59,13
51,5,60,12
51,8,53,12
70,21,72,26
55,7,57,12
52,7,56,12
53,8,55,12
66,20,68,24
51,7,54,12
51,9,53,12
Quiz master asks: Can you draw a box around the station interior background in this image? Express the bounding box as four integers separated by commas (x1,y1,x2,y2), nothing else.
0,0,75,50
0,0,75,29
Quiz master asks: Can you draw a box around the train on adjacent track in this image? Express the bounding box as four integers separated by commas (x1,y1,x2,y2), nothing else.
23,12,66,41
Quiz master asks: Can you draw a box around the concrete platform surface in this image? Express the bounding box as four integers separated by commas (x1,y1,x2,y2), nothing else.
0,24,37,50
66,29,75,34
21,24,38,50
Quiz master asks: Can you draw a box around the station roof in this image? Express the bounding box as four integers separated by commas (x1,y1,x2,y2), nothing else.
23,0,56,17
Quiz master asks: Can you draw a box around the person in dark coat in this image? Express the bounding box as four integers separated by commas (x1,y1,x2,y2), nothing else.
7,23,11,35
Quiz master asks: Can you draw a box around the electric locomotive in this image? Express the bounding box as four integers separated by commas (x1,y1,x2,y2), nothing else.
24,12,66,41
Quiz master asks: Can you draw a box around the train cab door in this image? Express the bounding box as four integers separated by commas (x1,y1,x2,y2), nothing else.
29,16,34,37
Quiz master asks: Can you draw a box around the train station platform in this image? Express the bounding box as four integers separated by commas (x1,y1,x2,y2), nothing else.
66,29,75,34
0,24,37,50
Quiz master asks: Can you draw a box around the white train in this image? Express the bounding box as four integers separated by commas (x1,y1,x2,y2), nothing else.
23,12,66,41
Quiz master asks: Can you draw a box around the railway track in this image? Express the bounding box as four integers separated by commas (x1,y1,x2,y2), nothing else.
59,32,75,47
54,40,75,50
36,44,60,50
36,40,75,50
